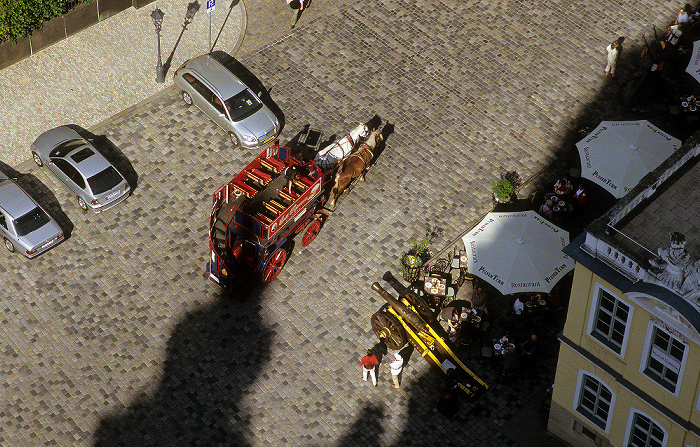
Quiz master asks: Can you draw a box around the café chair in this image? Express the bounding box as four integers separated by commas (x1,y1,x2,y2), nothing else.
502,355,519,379
479,320,490,333
481,346,493,359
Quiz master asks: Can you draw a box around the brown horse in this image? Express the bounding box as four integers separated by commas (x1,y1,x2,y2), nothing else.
326,127,383,209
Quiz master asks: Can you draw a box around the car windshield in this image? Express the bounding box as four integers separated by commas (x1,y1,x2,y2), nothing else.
224,90,263,122
14,207,50,236
87,166,123,195
49,138,88,158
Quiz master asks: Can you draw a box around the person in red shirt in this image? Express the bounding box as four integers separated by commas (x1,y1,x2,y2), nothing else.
360,349,379,387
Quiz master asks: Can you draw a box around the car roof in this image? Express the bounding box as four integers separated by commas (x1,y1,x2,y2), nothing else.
0,179,39,217
185,54,247,99
65,145,112,178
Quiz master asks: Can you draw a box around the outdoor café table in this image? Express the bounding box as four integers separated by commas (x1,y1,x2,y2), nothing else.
545,193,572,216
681,95,700,113
424,273,449,297
525,293,550,315
493,337,516,356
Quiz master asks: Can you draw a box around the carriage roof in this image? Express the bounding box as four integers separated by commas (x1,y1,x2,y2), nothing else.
213,144,323,243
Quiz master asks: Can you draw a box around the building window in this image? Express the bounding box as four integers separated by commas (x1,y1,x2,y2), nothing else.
590,286,631,355
626,411,666,447
643,325,686,393
576,373,613,430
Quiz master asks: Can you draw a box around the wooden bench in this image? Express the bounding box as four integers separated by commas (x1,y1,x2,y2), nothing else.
278,188,298,203
233,179,258,198
263,201,281,216
268,199,286,212
260,157,285,173
255,213,272,224
247,169,272,185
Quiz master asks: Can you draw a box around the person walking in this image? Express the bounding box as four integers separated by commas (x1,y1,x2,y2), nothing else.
360,349,380,387
604,38,624,77
390,352,404,389
287,0,306,29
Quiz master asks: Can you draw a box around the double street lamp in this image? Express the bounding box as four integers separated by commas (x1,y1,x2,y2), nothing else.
150,8,165,83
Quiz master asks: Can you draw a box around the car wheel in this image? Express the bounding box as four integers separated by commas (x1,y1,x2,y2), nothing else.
182,91,193,106
32,152,43,167
4,238,15,253
78,197,89,211
228,132,240,146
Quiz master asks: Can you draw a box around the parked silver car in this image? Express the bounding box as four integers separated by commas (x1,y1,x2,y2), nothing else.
0,172,64,257
173,54,280,148
31,126,131,213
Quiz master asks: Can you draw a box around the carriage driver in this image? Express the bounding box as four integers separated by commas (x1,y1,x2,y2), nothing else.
284,165,302,191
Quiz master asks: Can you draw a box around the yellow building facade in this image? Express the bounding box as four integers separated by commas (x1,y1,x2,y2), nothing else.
548,136,700,447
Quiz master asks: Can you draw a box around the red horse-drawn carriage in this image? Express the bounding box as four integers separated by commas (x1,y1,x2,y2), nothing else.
207,122,382,290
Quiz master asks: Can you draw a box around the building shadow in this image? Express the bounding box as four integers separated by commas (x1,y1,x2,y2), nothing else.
93,287,272,446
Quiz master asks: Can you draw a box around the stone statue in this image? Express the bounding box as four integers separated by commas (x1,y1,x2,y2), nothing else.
649,232,692,290
681,259,700,304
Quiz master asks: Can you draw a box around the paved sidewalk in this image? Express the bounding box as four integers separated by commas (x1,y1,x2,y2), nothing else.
0,0,245,168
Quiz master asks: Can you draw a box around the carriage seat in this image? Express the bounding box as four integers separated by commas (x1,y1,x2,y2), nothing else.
293,176,314,190
233,179,258,198
260,157,285,173
247,169,272,185
255,212,272,224
278,188,299,203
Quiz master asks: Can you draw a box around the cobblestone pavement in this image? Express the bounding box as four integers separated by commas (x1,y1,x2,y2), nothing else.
0,0,685,446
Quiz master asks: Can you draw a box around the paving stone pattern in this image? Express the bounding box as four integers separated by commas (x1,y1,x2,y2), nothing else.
0,0,681,445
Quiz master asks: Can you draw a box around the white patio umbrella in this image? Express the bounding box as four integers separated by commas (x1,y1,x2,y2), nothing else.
686,40,700,83
576,120,680,199
461,211,574,295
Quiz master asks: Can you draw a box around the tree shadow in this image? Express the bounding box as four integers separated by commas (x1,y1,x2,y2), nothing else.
93,287,272,446
66,125,139,191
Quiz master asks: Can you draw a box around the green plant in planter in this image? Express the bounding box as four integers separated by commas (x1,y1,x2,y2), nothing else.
492,178,515,203
399,239,431,282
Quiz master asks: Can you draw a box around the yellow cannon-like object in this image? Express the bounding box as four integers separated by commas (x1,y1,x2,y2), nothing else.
370,282,488,398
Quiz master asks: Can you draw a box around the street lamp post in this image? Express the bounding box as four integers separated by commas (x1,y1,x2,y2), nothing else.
150,8,165,83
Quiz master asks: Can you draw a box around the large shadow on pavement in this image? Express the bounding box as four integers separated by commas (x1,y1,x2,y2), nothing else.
93,287,272,446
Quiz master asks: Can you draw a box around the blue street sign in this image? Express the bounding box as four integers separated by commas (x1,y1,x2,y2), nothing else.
206,0,215,13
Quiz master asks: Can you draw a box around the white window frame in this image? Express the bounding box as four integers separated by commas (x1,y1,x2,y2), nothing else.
623,408,668,447
573,369,615,433
587,283,633,357
639,321,688,397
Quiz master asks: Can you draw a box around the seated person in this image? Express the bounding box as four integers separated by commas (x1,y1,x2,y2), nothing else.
513,295,525,316
519,333,540,358
470,286,488,314
554,177,572,196
667,23,683,46
446,307,462,343
675,4,690,24
283,165,301,191
538,198,554,219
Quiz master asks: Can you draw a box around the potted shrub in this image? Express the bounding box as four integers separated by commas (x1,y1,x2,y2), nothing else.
492,171,521,203
492,178,514,203
399,239,431,282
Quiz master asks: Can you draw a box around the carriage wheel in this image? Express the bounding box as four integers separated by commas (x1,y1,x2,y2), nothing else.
301,220,322,246
259,248,287,283
371,311,407,350
400,290,433,321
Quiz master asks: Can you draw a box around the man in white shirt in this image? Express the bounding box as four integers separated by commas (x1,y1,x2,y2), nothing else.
513,296,525,315
390,353,404,389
